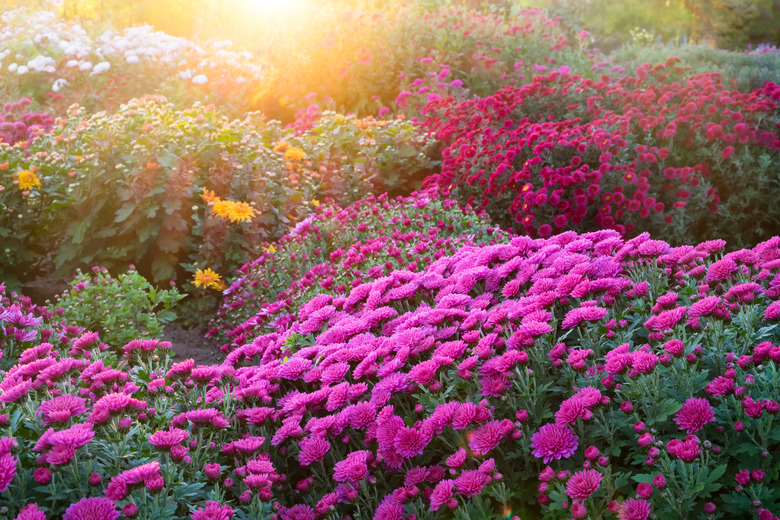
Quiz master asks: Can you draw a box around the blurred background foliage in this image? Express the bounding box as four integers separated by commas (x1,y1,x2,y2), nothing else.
1,0,777,52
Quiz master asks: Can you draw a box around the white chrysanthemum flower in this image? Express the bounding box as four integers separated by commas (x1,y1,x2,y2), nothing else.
8,63,17,72
79,61,92,71
126,54,139,64
192,74,208,85
92,61,110,74
66,59,80,68
52,78,68,92
17,65,28,75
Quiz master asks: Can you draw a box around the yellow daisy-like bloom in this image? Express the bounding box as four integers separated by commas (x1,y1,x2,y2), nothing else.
265,244,276,253
284,147,307,162
226,201,256,223
273,141,289,153
212,199,233,219
309,199,320,207
192,268,223,290
16,170,41,191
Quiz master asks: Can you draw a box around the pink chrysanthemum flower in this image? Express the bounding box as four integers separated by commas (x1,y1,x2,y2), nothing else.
429,479,456,511
63,497,120,520
37,394,87,425
333,450,371,483
566,469,603,499
148,428,189,450
0,451,17,492
278,504,316,520
674,398,715,434
453,469,490,498
14,503,46,520
191,501,233,520
393,425,430,458
530,424,579,463
468,420,505,456
375,494,404,520
617,498,652,520
298,436,330,466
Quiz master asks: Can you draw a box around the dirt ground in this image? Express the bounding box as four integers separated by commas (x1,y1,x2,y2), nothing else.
20,275,224,367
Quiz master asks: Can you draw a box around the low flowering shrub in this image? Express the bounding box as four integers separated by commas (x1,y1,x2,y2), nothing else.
0,98,55,288
2,227,780,518
51,265,183,349
0,96,434,297
421,59,780,248
210,189,506,349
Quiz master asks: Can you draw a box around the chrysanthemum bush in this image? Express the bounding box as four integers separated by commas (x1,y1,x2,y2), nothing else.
4,226,780,518
420,58,780,249
52,265,183,349
0,98,55,288
210,189,506,350
0,96,434,291
0,9,274,117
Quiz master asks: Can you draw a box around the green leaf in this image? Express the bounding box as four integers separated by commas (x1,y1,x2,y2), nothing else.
114,204,135,223
158,149,180,169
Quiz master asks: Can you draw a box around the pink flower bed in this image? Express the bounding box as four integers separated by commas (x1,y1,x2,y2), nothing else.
3,225,780,518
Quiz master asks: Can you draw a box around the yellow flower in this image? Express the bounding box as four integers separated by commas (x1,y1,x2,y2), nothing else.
279,96,290,107
212,199,232,219
273,140,289,152
16,170,41,191
309,199,320,207
284,147,307,162
265,244,276,253
226,201,256,223
192,268,223,290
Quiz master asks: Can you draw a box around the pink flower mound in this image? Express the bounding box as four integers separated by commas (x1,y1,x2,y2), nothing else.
0,439,17,491
566,469,603,499
63,497,120,520
14,504,46,520
674,398,715,433
531,423,579,463
333,450,371,483
191,501,233,520
706,257,737,282
36,394,87,425
618,498,652,520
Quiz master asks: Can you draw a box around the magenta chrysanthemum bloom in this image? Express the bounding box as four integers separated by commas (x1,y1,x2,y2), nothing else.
204,463,221,479
765,300,780,320
446,447,467,468
148,428,189,449
37,394,87,425
63,497,120,520
191,501,233,520
333,450,371,483
49,423,95,449
0,452,17,492
566,469,603,499
674,398,715,434
393,425,429,458
375,494,405,520
278,504,315,520
298,436,330,466
468,420,505,456
453,469,490,498
429,479,456,511
530,424,579,463
14,503,46,520
617,498,652,520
